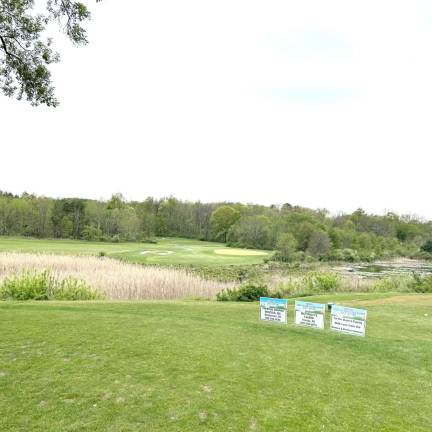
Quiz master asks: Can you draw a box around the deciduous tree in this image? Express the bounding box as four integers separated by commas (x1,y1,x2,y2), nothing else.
0,0,100,106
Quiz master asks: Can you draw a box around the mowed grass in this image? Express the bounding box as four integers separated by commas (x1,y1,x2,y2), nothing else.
0,237,271,266
1,294,432,431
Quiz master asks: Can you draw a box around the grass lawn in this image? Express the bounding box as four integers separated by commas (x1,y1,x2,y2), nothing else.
0,237,271,267
1,293,431,431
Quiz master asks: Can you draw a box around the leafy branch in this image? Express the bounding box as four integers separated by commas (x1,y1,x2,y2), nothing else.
0,0,100,106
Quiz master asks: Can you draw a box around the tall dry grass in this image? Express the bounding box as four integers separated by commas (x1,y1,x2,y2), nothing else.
0,253,232,300
267,271,377,294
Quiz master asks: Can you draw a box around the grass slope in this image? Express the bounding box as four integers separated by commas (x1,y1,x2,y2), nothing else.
1,293,432,431
0,237,270,267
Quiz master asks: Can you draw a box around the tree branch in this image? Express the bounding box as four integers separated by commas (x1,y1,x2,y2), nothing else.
0,35,22,62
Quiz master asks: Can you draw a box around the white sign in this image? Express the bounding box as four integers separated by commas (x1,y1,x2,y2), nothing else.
260,297,288,324
295,301,326,329
330,305,367,337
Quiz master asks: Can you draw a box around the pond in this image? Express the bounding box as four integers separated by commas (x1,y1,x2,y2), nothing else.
335,259,432,278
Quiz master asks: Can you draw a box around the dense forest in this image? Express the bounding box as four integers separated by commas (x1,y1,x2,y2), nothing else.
1,191,432,262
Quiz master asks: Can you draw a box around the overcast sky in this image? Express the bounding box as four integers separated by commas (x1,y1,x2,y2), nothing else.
1,0,432,218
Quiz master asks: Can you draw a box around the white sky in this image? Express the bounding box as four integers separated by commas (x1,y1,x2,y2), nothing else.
1,0,432,218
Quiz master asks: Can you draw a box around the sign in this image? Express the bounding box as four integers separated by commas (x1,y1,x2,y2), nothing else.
294,301,326,329
330,305,367,337
260,297,288,324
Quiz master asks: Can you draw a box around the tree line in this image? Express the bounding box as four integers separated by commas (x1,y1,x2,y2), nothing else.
1,190,432,262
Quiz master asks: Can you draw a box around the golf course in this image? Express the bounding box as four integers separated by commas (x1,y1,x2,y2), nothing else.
1,293,431,431
0,237,270,267
1,238,432,431
2,0,431,430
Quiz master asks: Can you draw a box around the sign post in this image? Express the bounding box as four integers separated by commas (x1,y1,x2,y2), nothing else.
330,305,367,337
294,301,326,329
260,297,288,324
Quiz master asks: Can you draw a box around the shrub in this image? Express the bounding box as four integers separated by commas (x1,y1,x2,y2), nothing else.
328,248,361,262
373,276,411,293
270,280,300,298
217,282,269,302
0,270,102,301
408,273,432,293
411,250,432,261
82,225,103,241
358,251,377,262
52,277,102,300
274,233,298,262
303,272,340,292
0,270,54,300
306,230,331,259
421,240,432,253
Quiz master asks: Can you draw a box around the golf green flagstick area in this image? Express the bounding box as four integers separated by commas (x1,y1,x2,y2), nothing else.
1,293,431,431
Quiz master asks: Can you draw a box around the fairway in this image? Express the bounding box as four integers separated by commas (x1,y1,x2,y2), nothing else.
0,237,271,267
1,294,431,431
213,248,268,256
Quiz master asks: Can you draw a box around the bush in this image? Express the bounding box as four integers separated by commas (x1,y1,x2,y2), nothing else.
52,277,102,300
304,272,340,292
217,282,269,302
328,248,360,262
82,225,103,241
274,233,298,262
373,276,412,293
0,270,54,300
411,250,432,261
0,270,102,301
358,251,377,262
421,240,432,253
408,273,432,293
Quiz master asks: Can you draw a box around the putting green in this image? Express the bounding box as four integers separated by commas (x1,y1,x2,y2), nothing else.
214,248,269,256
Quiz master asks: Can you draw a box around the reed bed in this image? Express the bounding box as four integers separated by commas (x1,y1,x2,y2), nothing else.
0,253,232,300
267,272,377,294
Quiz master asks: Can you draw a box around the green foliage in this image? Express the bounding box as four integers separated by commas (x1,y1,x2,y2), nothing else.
1,190,432,263
408,273,432,293
216,282,269,302
272,272,341,298
0,270,101,301
211,206,240,242
227,215,272,250
82,225,102,241
373,276,413,293
0,270,54,300
52,277,102,300
0,0,97,106
306,230,331,258
305,272,341,292
328,248,360,262
372,274,432,294
421,240,432,253
274,232,297,262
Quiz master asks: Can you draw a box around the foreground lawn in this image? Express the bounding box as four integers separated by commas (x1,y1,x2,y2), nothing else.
1,294,431,431
0,237,270,267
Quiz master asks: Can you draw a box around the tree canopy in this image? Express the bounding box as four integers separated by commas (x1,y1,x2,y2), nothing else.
0,0,100,106
1,190,432,263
